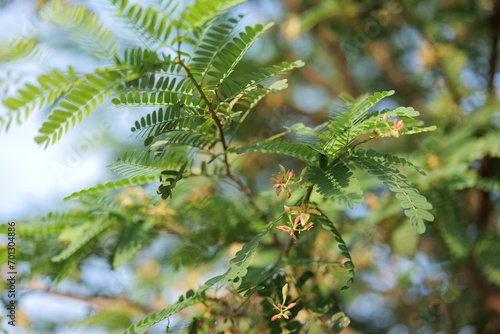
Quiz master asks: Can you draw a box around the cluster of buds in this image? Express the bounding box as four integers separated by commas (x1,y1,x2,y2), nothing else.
276,204,321,243
267,284,297,321
270,165,307,199
374,113,405,138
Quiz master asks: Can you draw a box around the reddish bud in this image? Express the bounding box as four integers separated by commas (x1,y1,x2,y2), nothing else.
288,170,295,179
294,216,301,225
304,222,314,230
394,119,404,131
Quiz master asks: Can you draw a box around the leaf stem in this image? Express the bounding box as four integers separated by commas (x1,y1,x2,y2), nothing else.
177,57,267,221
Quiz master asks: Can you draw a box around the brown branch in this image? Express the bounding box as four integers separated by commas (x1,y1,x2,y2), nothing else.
487,0,500,94
304,185,314,203
462,2,500,333
23,284,159,314
177,58,267,222
177,59,228,151
479,1,500,332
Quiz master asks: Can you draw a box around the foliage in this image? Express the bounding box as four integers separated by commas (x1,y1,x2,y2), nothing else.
1,0,498,333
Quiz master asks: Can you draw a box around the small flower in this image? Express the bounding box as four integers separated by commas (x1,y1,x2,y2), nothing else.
269,297,298,321
303,222,314,230
276,204,322,242
270,166,307,199
294,215,301,225
276,225,291,232
394,119,404,132
381,114,405,138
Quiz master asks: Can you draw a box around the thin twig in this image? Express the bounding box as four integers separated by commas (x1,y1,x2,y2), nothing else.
177,57,267,221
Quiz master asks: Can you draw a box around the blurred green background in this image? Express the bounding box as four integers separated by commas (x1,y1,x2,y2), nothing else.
1,0,499,333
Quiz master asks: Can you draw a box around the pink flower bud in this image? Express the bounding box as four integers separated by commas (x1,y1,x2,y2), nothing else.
304,222,314,230
394,119,404,131
288,170,295,179
292,235,298,243
271,314,281,321
273,184,281,189
288,302,297,309
276,225,290,232
294,216,301,225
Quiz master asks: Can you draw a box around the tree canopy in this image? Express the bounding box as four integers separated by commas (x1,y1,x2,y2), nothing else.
0,0,499,333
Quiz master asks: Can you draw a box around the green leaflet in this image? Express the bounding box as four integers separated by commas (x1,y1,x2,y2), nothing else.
0,37,47,63
357,150,427,176
307,159,364,208
320,90,395,157
54,245,91,283
64,175,159,200
321,217,355,291
130,106,205,138
189,20,273,89
157,163,186,199
431,188,472,260
35,69,127,147
109,149,189,179
1,67,78,131
52,217,118,262
113,218,155,268
114,48,162,72
218,60,305,102
66,150,189,201
180,0,246,32
42,0,119,59
151,131,219,151
351,149,434,233
16,211,93,237
109,0,179,45
235,138,320,166
118,223,271,334
312,91,433,159
117,294,204,334
112,80,203,110
212,225,273,288
189,15,245,83
216,23,274,85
